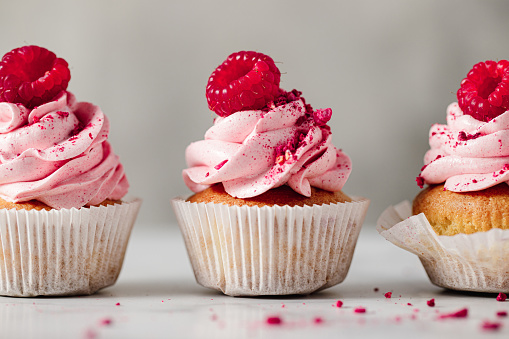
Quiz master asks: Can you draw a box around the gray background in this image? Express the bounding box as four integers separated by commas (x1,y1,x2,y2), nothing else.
1,0,508,227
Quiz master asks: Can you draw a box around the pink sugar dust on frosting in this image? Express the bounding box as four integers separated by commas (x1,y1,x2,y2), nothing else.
183,99,351,198
0,92,128,208
418,102,509,192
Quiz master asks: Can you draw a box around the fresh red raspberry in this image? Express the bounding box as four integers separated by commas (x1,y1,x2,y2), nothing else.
0,45,71,109
206,51,281,117
457,60,509,122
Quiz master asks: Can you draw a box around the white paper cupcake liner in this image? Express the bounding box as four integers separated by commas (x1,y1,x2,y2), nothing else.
0,197,141,297
172,197,369,296
377,201,509,293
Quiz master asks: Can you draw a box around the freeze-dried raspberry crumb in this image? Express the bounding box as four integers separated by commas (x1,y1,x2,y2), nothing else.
214,159,228,170
335,300,343,308
354,307,366,313
481,321,502,331
497,311,508,317
439,308,468,319
458,131,482,141
313,108,332,126
115,303,120,306
496,293,507,301
264,89,314,114
427,299,435,307
384,292,392,299
99,318,112,326
416,176,425,189
314,317,323,324
266,316,282,325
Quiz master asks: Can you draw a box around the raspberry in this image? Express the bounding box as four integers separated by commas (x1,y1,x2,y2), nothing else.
0,45,71,109
457,60,509,122
206,51,281,117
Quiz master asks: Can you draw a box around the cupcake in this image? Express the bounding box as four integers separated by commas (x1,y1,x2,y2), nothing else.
172,51,369,296
378,60,509,292
0,45,141,296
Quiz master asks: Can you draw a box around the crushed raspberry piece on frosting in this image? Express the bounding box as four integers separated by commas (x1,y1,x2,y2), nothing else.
335,300,343,308
427,299,435,307
384,292,392,298
458,131,482,141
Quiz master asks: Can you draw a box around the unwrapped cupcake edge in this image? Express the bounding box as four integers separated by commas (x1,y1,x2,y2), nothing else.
0,197,142,297
172,196,370,296
377,201,509,293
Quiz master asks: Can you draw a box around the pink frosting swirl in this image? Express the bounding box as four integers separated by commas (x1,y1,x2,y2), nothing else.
420,102,509,191
0,92,129,208
183,99,351,197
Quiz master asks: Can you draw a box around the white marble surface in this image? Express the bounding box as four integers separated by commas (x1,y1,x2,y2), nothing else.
1,224,508,339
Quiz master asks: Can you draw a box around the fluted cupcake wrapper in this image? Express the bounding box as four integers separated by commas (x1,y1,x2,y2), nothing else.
171,197,369,296
0,197,142,297
377,201,509,293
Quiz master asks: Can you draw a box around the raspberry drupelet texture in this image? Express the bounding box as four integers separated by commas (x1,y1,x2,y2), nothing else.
0,45,71,109
457,60,509,122
206,51,281,117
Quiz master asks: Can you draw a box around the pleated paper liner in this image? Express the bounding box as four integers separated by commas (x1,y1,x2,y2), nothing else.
172,197,369,296
0,197,142,297
377,201,509,293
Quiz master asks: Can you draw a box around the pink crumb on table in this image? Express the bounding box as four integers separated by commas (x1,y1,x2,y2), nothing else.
427,299,435,307
84,329,97,339
314,317,324,324
438,308,468,319
407,303,413,306
115,303,120,306
266,316,282,325
497,311,508,317
384,292,392,299
99,318,112,326
354,307,366,314
496,293,507,302
335,300,343,308
481,321,502,331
